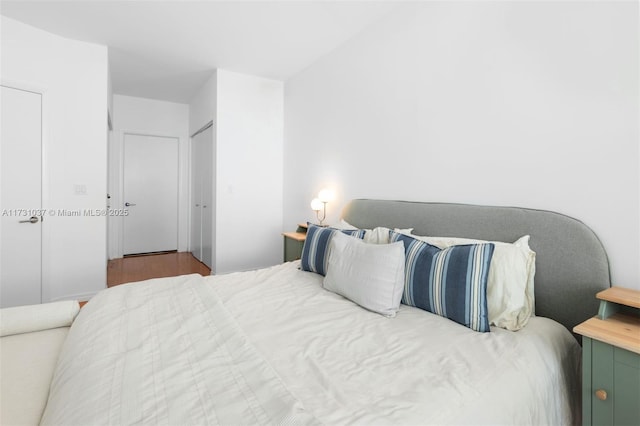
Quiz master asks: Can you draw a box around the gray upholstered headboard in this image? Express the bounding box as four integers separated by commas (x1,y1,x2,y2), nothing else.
342,199,611,338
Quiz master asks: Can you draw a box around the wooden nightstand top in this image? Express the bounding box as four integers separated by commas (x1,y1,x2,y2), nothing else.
597,287,640,309
574,315,640,355
282,231,306,242
574,286,640,355
282,223,309,242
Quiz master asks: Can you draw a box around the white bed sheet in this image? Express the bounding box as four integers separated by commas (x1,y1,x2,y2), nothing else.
207,261,581,425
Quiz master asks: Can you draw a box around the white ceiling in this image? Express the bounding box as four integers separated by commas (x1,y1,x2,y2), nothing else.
1,1,399,103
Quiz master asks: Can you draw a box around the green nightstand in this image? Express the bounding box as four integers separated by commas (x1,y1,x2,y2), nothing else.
574,287,640,426
282,223,308,262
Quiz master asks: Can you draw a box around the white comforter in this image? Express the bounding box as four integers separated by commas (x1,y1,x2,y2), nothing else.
41,274,317,425
42,262,581,425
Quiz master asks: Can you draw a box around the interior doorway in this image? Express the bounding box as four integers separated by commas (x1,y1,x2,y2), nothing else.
122,133,179,255
190,124,214,268
0,85,43,308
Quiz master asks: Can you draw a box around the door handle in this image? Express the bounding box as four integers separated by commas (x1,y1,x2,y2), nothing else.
125,202,136,207
19,216,39,224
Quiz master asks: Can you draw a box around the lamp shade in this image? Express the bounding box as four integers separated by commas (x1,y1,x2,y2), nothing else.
310,198,323,211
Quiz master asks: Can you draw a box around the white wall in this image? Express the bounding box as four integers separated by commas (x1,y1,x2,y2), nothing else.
189,70,284,274
110,94,190,256
284,2,639,289
107,53,114,124
216,70,284,274
189,72,216,136
1,16,108,301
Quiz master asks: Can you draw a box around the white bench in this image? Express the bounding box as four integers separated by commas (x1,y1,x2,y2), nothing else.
0,301,80,425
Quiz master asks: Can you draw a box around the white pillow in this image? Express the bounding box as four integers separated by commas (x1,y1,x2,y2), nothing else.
323,232,405,317
331,220,412,244
405,233,536,330
363,227,414,244
332,219,359,230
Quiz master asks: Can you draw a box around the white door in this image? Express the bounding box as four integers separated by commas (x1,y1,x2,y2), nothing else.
200,127,213,269
0,85,42,308
190,126,213,268
123,134,178,255
191,133,203,261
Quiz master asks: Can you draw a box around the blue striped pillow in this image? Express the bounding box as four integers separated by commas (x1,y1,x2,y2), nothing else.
390,232,495,332
301,224,365,276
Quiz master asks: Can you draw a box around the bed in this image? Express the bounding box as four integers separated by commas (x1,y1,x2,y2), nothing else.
39,200,611,425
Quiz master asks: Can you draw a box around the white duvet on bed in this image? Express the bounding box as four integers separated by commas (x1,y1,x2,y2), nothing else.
40,274,317,426
208,261,581,425
42,262,581,425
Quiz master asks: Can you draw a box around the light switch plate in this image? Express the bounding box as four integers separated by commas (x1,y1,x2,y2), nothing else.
74,184,87,195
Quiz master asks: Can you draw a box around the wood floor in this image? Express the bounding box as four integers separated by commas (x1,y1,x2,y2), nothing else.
107,252,211,287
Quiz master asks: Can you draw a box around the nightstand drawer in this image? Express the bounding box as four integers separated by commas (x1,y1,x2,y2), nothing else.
283,235,305,262
575,287,640,426
585,338,640,426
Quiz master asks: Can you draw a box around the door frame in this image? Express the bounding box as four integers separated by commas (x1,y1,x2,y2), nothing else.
110,130,186,259
1,79,51,303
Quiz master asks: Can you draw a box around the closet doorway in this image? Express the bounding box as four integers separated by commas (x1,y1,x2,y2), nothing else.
190,123,214,269
122,133,179,255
